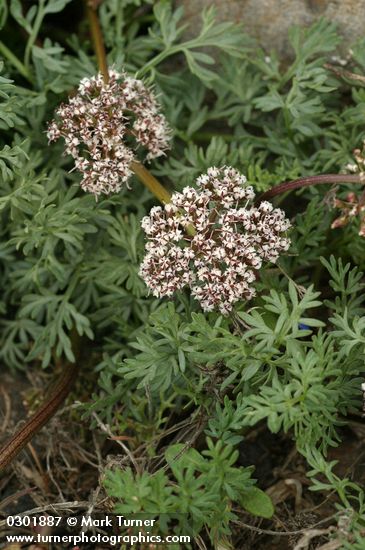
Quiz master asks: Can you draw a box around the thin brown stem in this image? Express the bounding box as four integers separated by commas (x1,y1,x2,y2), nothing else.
86,2,109,83
0,361,79,471
256,173,364,204
324,63,365,85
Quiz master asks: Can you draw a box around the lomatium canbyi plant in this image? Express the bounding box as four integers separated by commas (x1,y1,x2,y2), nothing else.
1,2,365,549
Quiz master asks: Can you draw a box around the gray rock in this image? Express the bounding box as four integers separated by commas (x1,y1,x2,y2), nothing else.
176,0,363,60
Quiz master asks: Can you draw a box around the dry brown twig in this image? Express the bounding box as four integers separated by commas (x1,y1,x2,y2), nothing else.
293,527,337,550
232,514,338,538
91,412,140,473
324,63,365,85
0,488,36,513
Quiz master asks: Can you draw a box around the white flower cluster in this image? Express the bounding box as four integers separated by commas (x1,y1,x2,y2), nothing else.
47,70,171,197
140,166,291,314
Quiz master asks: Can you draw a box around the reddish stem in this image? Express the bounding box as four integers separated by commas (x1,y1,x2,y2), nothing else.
256,173,364,204
0,362,79,471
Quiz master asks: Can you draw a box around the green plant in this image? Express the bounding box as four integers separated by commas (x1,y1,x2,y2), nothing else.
1,1,365,548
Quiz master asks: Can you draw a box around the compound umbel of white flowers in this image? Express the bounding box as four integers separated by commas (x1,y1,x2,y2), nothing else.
47,69,171,198
140,166,291,314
